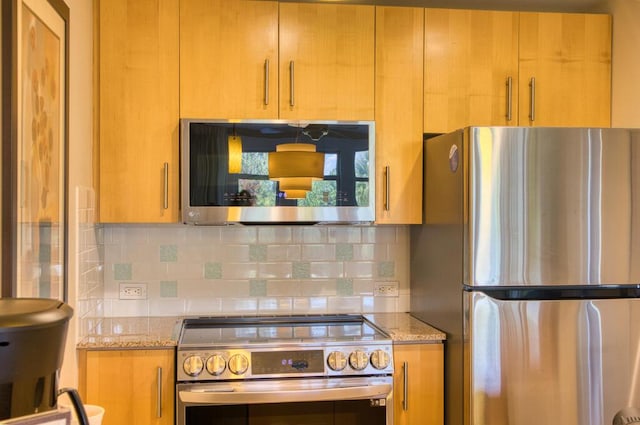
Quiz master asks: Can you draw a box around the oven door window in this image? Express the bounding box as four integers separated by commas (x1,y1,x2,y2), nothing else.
185,400,386,425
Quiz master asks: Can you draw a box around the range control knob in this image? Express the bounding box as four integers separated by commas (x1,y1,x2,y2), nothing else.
349,350,369,371
183,355,204,377
228,354,249,375
370,349,390,370
327,351,348,371
206,354,227,376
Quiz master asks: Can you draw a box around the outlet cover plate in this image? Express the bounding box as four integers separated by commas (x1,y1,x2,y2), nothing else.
119,282,147,300
374,281,399,297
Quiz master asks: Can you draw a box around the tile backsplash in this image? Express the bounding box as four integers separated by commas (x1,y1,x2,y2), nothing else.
99,224,410,318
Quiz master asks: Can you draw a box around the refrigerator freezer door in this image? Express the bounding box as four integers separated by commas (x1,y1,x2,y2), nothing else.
467,291,640,425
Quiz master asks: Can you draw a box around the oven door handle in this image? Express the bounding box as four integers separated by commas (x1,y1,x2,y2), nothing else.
179,383,392,405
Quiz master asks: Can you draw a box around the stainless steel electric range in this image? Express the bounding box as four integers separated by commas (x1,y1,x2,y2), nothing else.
176,314,394,425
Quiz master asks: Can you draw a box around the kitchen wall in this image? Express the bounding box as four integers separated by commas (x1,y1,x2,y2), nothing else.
76,223,410,337
66,0,640,384
64,0,94,389
605,0,640,128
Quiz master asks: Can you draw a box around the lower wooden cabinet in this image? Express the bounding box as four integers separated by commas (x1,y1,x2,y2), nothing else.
393,343,444,425
78,349,175,425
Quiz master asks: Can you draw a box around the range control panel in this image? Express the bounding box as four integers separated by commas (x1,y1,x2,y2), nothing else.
177,345,394,382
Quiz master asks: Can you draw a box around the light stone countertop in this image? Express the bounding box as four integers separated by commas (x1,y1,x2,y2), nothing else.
76,313,445,350
365,313,446,344
77,316,181,349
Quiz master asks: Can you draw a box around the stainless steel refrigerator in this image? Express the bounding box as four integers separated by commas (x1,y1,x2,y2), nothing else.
410,127,640,425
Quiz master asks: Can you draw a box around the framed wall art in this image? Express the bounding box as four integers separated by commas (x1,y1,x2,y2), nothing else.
1,0,69,301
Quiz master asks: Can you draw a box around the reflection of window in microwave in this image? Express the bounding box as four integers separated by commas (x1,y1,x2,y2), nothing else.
188,122,371,207
232,151,369,208
355,151,369,178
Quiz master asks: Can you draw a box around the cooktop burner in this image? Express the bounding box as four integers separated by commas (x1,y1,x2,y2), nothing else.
179,314,387,346
176,314,394,382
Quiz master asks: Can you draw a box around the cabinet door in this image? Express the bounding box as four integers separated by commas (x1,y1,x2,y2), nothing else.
393,344,444,425
279,3,375,120
180,0,279,119
424,9,519,134
518,12,611,127
78,349,175,425
375,6,424,224
98,0,179,223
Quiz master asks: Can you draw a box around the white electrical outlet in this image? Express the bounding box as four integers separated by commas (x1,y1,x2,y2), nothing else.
119,282,147,300
374,281,399,297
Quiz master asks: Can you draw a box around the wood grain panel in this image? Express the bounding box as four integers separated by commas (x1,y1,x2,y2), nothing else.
279,3,375,120
98,0,179,222
518,12,611,127
375,6,424,224
393,343,444,425
79,349,175,425
424,9,519,134
179,0,279,119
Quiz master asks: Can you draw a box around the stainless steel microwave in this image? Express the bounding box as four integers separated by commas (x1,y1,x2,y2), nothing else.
180,119,375,224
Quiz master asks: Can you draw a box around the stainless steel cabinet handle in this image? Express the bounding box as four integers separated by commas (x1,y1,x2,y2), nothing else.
264,59,269,106
289,60,295,107
529,77,536,122
402,361,408,411
384,166,390,212
156,367,162,418
506,76,513,121
163,162,169,210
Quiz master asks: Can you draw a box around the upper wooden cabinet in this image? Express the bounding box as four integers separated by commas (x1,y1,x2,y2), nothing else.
424,9,611,133
518,12,611,127
179,0,279,119
424,9,519,134
375,6,424,224
180,0,375,121
97,0,180,223
279,3,375,120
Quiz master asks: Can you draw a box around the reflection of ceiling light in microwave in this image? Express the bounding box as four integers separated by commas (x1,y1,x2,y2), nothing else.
228,135,242,174
302,126,329,142
268,143,324,198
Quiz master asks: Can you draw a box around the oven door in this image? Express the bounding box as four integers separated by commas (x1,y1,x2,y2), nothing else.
176,376,393,425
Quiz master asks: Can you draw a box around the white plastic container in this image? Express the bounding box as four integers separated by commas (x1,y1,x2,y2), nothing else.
60,404,104,425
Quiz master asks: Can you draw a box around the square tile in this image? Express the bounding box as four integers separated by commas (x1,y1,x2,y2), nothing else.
159,244,178,262
160,281,178,298
292,262,311,279
114,263,132,280
204,262,222,279
250,279,267,297
249,245,267,262
377,261,395,278
336,278,354,296
335,244,354,261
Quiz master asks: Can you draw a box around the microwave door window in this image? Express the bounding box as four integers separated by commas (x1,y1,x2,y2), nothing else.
187,121,371,209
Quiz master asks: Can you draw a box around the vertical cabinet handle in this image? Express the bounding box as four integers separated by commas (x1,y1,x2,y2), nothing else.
506,76,513,122
289,60,295,107
402,361,409,411
384,166,391,212
529,77,536,122
163,162,169,210
264,59,270,106
156,367,162,418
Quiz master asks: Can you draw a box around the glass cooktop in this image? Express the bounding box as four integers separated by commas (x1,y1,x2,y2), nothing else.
178,314,389,346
